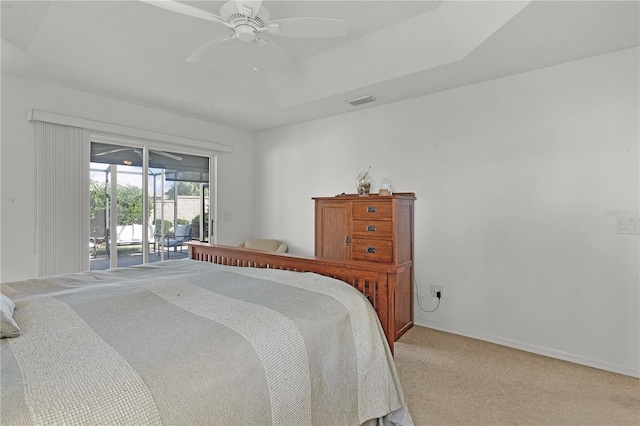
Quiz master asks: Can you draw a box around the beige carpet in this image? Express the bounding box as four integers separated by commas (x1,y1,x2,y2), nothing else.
394,326,640,425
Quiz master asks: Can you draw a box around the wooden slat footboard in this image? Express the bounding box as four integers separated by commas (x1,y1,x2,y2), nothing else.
187,242,412,353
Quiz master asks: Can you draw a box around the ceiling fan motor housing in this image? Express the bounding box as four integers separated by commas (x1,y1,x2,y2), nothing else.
220,1,271,42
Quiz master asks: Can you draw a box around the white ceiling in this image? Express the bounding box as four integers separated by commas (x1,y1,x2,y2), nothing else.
2,0,639,132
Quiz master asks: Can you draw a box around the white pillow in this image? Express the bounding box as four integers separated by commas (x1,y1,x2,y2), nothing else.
1,294,21,338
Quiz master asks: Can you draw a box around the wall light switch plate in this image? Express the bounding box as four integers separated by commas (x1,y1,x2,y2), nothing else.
615,216,640,235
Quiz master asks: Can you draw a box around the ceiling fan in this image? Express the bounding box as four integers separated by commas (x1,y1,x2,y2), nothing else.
95,147,183,161
140,0,348,71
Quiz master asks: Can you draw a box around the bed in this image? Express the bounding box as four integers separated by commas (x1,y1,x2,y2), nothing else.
187,242,413,354
1,252,413,425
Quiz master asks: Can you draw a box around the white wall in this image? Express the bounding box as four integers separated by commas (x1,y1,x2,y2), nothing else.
1,73,256,282
255,48,640,377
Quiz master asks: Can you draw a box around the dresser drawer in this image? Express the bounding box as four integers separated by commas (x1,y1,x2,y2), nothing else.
351,239,393,263
352,200,392,219
351,220,393,239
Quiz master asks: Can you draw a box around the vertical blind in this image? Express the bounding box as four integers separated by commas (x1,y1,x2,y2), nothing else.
35,122,90,276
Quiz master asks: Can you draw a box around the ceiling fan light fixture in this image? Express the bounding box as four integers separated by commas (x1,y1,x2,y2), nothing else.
236,24,257,41
344,93,377,106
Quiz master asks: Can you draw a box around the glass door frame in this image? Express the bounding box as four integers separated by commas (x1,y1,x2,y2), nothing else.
90,134,216,269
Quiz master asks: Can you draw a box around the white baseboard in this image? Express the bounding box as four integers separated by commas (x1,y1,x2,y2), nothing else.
413,319,640,378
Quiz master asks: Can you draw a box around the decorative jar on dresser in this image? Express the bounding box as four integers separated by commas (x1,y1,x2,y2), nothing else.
313,193,415,344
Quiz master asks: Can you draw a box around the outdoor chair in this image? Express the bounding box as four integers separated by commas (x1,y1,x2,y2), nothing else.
89,237,97,258
160,224,191,257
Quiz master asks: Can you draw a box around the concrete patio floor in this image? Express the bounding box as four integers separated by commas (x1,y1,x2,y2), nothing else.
90,248,189,270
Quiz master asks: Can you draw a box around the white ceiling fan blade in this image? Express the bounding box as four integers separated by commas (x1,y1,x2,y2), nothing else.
254,36,294,71
139,0,227,24
187,34,237,63
199,36,292,74
134,148,183,161
266,18,348,38
153,151,183,161
95,148,131,156
234,0,263,17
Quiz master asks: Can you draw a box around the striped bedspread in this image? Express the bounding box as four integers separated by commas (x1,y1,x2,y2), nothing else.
1,259,413,425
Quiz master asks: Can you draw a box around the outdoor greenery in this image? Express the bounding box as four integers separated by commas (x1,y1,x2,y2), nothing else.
90,180,206,240
90,180,106,221
191,212,209,240
191,212,209,228
164,182,200,198
154,219,173,233
90,181,152,225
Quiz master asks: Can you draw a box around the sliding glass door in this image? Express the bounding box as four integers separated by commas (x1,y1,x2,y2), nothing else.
90,142,211,270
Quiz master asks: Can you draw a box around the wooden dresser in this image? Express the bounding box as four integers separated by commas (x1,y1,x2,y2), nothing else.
313,193,415,343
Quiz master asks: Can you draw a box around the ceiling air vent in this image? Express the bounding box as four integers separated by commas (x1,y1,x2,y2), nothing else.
344,93,377,107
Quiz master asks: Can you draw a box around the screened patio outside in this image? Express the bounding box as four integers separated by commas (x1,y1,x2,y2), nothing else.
90,143,210,270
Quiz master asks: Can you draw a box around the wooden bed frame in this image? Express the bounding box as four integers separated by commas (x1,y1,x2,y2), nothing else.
187,242,413,353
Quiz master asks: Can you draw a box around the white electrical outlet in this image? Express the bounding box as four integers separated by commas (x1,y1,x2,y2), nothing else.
615,216,640,235
430,285,444,299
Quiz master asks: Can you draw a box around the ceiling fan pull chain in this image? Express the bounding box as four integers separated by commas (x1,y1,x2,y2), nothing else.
253,42,258,73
